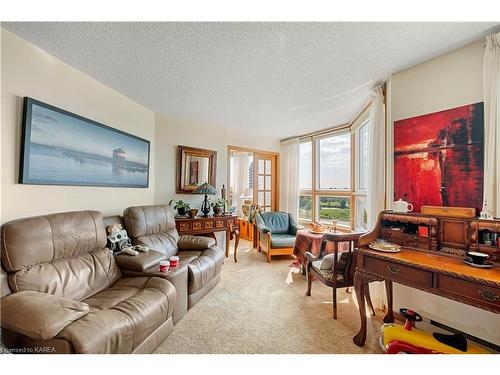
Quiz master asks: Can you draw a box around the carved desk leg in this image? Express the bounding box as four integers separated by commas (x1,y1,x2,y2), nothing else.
353,270,368,346
353,269,384,347
233,225,240,263
225,229,231,258
383,279,394,323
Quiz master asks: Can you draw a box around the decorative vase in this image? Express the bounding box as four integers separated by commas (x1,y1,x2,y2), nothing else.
213,205,223,216
189,208,198,218
201,194,211,217
177,207,187,216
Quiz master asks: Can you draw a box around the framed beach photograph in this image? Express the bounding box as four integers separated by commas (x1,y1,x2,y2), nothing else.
19,97,150,188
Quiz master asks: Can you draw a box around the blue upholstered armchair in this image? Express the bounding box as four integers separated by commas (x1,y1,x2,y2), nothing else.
256,211,299,262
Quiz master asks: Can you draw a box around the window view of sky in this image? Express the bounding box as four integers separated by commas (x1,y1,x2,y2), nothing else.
318,133,351,190
299,142,312,189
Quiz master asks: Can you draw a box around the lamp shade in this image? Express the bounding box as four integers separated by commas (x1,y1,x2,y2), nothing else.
193,183,217,195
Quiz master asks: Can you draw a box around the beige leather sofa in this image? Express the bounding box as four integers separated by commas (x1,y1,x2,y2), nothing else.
0,210,176,354
121,205,225,321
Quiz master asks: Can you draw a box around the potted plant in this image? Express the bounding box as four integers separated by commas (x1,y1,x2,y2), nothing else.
169,199,191,216
210,197,227,216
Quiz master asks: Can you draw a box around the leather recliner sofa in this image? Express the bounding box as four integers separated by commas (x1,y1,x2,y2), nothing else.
0,210,176,354
121,205,225,321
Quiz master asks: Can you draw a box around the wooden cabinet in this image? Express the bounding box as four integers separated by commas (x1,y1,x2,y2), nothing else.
238,218,254,241
470,220,500,263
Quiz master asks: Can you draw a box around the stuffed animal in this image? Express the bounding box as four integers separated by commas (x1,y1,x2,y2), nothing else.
106,223,150,255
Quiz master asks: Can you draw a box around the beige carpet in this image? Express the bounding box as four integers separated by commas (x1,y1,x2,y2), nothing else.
155,239,384,354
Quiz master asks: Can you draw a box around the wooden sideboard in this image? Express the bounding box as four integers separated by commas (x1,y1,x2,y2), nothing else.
238,218,255,241
175,215,240,262
352,211,500,347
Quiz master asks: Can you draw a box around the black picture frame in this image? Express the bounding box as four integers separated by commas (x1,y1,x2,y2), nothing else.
19,97,151,188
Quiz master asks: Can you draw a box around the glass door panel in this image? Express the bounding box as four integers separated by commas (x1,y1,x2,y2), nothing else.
254,153,277,212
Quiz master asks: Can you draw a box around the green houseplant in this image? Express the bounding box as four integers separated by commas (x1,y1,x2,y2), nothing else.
169,199,191,216
209,197,227,216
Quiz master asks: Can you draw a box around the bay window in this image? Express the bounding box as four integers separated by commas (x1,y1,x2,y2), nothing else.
297,113,370,231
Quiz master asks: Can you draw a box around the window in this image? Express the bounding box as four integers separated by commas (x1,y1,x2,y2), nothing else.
296,108,371,230
299,141,312,190
355,196,368,230
317,133,351,190
299,195,312,220
317,196,351,225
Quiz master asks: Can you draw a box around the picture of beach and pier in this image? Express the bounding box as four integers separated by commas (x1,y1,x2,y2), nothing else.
20,98,150,187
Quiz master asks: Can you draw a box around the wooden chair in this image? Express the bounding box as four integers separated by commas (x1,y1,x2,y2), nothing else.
256,211,299,262
305,232,376,319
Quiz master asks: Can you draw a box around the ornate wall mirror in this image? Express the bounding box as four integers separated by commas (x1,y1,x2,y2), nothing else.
176,145,217,193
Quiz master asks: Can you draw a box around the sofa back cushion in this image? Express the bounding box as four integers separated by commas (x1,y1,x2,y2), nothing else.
1,211,121,300
259,212,291,234
122,205,179,258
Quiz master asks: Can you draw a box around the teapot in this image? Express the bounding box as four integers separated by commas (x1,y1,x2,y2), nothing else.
393,198,413,213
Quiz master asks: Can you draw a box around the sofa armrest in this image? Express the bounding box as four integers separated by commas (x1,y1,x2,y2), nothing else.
115,250,166,272
1,291,89,340
177,235,216,250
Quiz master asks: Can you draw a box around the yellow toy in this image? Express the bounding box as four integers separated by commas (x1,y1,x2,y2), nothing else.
380,308,491,354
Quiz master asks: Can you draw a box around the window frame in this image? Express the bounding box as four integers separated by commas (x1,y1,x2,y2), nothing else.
297,107,371,231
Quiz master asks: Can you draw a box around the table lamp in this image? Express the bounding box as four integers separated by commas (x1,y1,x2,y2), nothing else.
193,182,218,217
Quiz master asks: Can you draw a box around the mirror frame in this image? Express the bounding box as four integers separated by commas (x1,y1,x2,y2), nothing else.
176,145,217,194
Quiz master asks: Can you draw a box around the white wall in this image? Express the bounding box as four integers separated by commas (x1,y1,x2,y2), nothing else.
1,29,156,223
154,113,280,209
388,40,500,345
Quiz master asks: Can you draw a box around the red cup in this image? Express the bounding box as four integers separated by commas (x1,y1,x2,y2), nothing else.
169,256,179,267
159,260,170,272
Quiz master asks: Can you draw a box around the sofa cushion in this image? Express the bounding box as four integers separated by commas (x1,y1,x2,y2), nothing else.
58,277,176,353
1,210,107,272
134,232,179,258
178,235,216,250
259,212,291,234
270,233,296,248
187,246,224,294
1,291,90,340
123,205,179,257
8,248,121,301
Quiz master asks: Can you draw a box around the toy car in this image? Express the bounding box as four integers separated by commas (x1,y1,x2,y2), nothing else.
379,308,491,354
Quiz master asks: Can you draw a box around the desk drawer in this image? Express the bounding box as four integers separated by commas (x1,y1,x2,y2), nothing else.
437,274,500,308
178,222,192,233
364,256,433,288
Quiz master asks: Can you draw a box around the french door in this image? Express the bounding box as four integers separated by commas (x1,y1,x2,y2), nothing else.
253,152,278,212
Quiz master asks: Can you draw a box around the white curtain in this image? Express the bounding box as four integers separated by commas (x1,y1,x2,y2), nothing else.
279,137,300,220
367,85,387,310
230,152,250,217
483,32,500,218
367,85,386,227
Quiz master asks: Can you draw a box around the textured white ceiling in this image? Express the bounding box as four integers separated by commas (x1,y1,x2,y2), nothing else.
3,22,498,138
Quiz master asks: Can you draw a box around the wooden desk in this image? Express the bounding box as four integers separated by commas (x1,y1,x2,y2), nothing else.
353,247,500,346
175,215,240,262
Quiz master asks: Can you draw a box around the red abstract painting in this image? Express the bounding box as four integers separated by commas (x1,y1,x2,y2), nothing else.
394,103,484,214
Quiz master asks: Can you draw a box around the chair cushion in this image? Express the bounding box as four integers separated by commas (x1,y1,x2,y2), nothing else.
58,276,176,354
259,212,291,234
270,233,296,248
187,246,224,294
311,260,345,282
